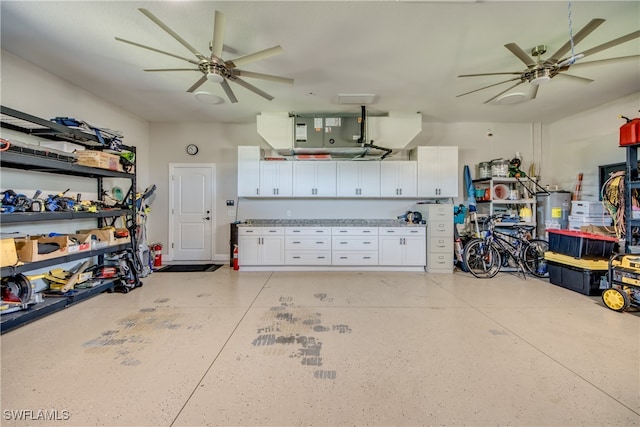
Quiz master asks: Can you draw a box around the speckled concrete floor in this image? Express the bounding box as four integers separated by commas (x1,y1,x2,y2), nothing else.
1,266,639,426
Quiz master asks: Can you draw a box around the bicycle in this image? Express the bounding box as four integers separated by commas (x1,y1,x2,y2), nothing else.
463,214,549,279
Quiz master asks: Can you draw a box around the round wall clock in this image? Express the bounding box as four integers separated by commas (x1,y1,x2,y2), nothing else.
186,144,199,155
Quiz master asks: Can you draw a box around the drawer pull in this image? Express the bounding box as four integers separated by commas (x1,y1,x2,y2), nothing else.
293,256,301,259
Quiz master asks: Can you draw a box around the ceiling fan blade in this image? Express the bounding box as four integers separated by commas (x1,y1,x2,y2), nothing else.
567,54,640,68
232,70,294,85
220,80,238,103
226,46,284,68
578,30,640,58
228,76,274,101
458,72,522,77
483,80,526,104
456,77,522,98
505,43,536,68
547,18,605,63
186,75,208,93
211,10,226,59
144,68,199,72
115,37,200,65
555,73,594,83
138,8,207,61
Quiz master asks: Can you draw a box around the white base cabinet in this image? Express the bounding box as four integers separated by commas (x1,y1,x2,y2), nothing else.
422,204,454,273
239,225,428,269
238,227,285,265
285,227,331,265
378,227,426,266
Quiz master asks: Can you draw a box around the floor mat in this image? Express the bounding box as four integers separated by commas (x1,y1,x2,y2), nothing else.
155,264,222,273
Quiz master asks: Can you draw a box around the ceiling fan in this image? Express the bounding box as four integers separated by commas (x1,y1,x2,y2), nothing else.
457,18,640,104
115,8,294,103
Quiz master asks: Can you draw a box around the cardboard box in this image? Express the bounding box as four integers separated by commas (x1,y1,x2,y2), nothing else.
67,233,92,253
1,238,18,267
579,225,618,239
76,151,120,171
14,236,69,262
77,228,116,246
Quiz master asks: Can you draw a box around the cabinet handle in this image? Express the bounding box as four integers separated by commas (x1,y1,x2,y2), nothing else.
363,242,371,245
340,242,347,245
399,188,402,195
340,256,347,259
316,242,324,244
293,256,300,259
363,257,371,259
318,256,325,259
256,188,259,195
293,241,301,244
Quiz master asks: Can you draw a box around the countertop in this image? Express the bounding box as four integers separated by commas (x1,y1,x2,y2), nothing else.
237,219,426,227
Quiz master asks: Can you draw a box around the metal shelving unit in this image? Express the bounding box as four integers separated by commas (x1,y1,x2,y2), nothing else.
0,105,138,333
472,177,538,231
624,144,640,252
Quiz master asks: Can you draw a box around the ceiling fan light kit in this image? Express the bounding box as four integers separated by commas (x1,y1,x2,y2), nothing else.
116,8,294,104
194,91,224,104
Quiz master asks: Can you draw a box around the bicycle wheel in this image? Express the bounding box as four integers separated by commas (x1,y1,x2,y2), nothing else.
522,239,549,278
463,238,501,278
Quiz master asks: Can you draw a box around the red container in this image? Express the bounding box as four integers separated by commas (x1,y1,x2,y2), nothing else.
547,229,618,259
620,118,640,146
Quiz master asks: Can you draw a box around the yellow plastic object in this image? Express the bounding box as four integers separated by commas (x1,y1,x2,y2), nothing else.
611,255,640,270
602,288,630,312
543,251,609,269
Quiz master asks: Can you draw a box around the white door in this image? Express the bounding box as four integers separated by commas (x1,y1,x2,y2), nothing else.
170,164,215,261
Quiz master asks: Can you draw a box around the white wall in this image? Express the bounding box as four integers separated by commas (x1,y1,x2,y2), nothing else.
547,93,640,201
1,51,150,186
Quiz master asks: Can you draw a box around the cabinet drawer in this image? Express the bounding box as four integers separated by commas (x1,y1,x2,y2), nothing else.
379,227,426,236
429,222,453,237
428,253,453,269
285,237,331,250
285,227,331,236
238,227,284,236
285,252,332,265
429,237,453,253
332,251,378,265
425,204,453,220
332,227,377,235
332,236,378,250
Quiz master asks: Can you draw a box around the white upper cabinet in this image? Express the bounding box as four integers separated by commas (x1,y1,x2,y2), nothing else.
336,161,381,197
238,146,261,197
380,161,417,197
413,146,458,198
292,161,337,197
260,161,293,197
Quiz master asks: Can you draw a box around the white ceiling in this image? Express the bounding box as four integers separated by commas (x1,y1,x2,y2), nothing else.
1,1,639,124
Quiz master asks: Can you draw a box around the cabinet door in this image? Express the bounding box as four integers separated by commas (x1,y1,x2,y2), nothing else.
358,162,381,197
260,162,292,197
238,236,260,265
404,236,426,266
336,162,361,196
378,235,404,265
314,162,337,197
261,235,285,264
238,146,260,197
292,162,317,196
417,147,439,197
437,146,458,197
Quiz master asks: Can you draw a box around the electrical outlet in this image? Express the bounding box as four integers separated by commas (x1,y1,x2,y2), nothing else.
226,200,235,206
